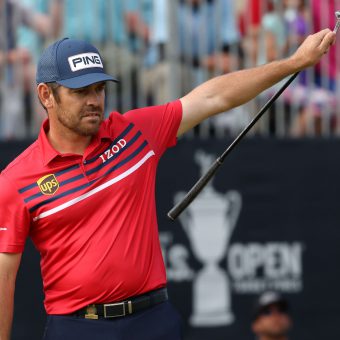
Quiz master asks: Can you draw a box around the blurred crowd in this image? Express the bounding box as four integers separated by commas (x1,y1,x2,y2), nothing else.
1,0,340,140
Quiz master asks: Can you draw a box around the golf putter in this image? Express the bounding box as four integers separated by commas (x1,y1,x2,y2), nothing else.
167,10,340,221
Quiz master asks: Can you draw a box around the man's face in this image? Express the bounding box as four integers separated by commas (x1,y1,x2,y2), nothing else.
52,82,106,137
252,303,292,338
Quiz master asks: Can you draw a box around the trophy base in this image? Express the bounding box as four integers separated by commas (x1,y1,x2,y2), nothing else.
190,312,234,327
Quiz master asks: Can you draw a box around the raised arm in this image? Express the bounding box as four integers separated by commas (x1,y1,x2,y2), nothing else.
178,29,336,136
0,253,22,340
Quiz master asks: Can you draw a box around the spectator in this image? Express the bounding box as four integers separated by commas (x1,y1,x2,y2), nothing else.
241,0,291,136
251,291,292,340
240,0,263,67
285,0,309,52
294,0,340,136
60,0,152,112
122,0,153,109
140,0,171,105
289,0,339,136
312,0,340,91
144,0,243,109
0,0,29,139
0,0,62,139
257,1,288,66
177,0,244,136
283,0,311,136
17,0,63,61
178,0,242,90
16,0,63,137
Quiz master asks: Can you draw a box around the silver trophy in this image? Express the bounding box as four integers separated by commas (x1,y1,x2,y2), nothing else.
174,150,242,327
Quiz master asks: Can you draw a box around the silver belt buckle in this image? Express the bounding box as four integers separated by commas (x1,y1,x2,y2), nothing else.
103,302,125,318
103,301,133,318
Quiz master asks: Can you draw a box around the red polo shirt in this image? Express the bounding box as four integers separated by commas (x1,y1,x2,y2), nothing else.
0,100,182,314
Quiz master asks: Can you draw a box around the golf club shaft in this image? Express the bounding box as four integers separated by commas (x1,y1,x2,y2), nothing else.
168,13,340,221
167,72,299,221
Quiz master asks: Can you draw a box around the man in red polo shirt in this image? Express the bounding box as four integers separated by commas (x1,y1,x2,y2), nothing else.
0,29,335,339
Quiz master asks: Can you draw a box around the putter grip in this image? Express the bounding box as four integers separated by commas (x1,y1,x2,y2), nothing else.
167,158,222,220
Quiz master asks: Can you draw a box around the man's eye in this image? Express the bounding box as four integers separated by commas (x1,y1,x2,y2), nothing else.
74,89,86,94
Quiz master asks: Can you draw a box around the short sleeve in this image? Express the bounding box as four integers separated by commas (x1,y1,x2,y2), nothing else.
0,174,30,253
123,100,183,157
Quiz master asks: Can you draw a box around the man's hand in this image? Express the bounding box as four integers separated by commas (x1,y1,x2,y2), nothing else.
178,28,337,136
290,29,336,71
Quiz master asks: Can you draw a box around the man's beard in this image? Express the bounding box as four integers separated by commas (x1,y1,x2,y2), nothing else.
57,106,104,137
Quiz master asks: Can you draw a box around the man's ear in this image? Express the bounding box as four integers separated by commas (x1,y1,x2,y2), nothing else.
37,83,54,110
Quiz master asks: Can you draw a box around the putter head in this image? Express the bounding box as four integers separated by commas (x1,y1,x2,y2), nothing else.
334,11,340,33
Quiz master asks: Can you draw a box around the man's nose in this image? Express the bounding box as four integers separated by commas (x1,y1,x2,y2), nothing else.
86,89,101,106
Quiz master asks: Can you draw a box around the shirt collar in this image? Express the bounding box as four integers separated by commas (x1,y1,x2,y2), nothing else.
38,119,113,166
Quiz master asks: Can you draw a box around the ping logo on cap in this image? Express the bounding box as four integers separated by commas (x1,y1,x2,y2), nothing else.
68,53,103,72
37,174,59,195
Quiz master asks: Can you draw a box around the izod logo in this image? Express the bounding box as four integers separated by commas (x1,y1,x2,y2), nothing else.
37,174,59,195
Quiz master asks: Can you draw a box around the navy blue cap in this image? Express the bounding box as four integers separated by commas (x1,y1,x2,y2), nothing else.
36,38,118,88
252,291,289,320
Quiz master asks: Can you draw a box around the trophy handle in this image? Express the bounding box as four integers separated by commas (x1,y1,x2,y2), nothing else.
174,191,192,236
225,190,242,235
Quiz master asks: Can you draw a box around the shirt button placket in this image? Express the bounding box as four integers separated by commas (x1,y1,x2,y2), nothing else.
81,159,88,178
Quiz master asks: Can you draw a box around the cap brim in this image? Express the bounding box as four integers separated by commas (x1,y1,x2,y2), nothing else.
57,73,118,89
253,300,289,320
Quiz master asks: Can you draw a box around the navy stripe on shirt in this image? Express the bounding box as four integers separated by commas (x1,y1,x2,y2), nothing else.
24,131,142,204
28,140,149,213
18,123,135,194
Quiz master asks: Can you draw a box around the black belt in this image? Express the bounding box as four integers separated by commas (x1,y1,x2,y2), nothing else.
72,288,168,319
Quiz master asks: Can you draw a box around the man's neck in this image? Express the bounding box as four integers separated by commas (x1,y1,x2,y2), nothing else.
47,126,92,155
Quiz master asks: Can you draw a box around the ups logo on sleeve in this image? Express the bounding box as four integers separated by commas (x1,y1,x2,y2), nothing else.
37,174,59,195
